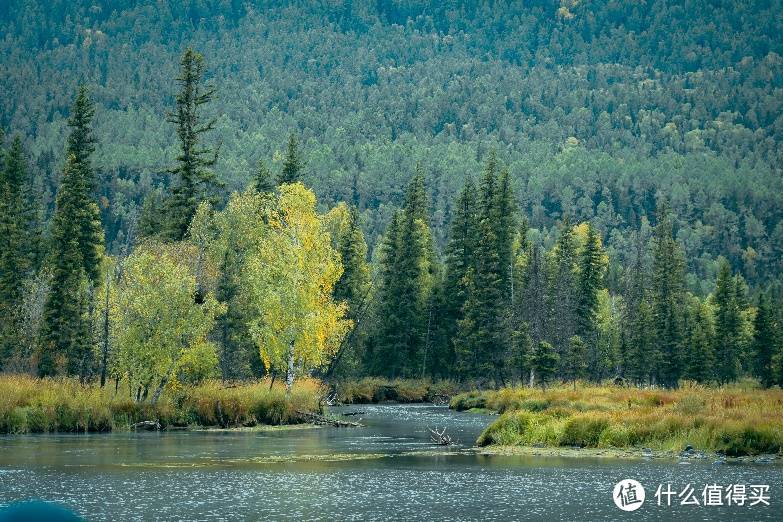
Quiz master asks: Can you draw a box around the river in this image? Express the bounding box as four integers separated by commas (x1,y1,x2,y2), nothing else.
0,404,781,520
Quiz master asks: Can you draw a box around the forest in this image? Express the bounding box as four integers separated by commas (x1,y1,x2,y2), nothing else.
1,0,783,397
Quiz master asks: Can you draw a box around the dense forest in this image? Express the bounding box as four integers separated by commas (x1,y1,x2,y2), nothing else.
1,1,782,392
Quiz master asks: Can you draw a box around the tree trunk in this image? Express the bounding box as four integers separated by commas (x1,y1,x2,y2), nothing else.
151,377,168,405
286,340,295,393
528,368,535,388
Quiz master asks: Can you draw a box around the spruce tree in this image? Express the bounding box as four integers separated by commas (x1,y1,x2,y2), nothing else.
255,159,275,193
441,175,479,375
493,167,516,304
563,335,588,388
334,206,371,319
519,242,548,348
164,47,220,240
548,218,578,370
713,258,742,384
277,134,304,185
683,298,715,384
752,293,776,388
455,155,505,383
576,223,604,340
0,136,41,368
39,155,96,377
532,340,559,389
65,87,103,283
650,205,686,388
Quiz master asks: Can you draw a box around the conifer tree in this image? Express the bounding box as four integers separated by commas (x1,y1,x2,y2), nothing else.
441,175,479,374
255,160,275,193
563,335,588,388
713,258,742,384
0,136,41,368
164,47,219,240
65,87,103,282
532,340,558,389
333,206,371,319
493,167,516,303
576,223,605,340
548,218,578,368
455,155,504,383
650,205,686,387
752,293,776,388
683,297,715,384
519,242,548,348
39,155,96,377
277,134,304,185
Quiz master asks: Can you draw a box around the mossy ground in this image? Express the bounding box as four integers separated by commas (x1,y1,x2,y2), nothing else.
451,381,783,457
0,375,323,434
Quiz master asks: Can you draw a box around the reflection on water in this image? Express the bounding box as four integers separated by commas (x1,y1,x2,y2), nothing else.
1,404,781,520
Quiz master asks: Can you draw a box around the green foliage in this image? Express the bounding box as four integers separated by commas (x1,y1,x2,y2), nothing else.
752,293,777,388
532,341,559,388
713,259,744,384
277,134,304,186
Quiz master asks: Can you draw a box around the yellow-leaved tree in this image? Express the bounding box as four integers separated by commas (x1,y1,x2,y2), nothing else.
110,241,225,403
246,183,350,390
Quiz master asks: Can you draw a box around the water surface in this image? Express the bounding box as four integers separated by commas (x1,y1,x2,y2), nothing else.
1,404,781,520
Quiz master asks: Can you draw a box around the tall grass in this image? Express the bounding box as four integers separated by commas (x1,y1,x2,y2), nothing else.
0,375,323,434
458,382,783,456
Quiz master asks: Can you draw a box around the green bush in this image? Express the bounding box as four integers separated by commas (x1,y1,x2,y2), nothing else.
477,411,531,446
559,415,610,447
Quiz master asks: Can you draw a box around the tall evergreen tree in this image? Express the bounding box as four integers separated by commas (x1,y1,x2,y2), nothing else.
563,335,588,388
277,134,304,185
548,218,578,370
39,155,97,377
164,47,220,240
65,86,102,283
752,293,776,388
455,155,505,383
621,231,654,384
519,242,548,348
576,223,604,340
713,258,742,384
334,206,371,319
493,167,516,304
531,340,559,389
683,297,715,384
650,205,686,388
0,136,41,368
441,175,479,375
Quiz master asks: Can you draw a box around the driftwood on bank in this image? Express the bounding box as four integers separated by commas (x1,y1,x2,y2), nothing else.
131,420,161,431
296,410,363,427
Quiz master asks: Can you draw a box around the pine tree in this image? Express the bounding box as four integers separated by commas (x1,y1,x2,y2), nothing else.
532,340,559,389
255,159,275,193
493,167,516,304
65,87,102,283
563,335,588,388
455,155,505,383
164,47,220,240
0,136,41,368
441,175,479,375
519,242,548,347
713,258,742,384
548,218,578,371
334,206,371,318
650,205,686,388
752,293,777,388
39,155,96,377
576,223,604,340
683,297,715,384
277,134,304,185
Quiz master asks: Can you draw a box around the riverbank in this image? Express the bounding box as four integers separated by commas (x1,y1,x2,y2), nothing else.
451,382,783,457
0,375,323,434
335,378,460,404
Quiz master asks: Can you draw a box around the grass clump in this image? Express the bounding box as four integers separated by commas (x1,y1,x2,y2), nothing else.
0,375,322,434
468,382,783,456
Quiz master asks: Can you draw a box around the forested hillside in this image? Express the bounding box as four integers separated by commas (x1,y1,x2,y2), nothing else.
1,0,782,296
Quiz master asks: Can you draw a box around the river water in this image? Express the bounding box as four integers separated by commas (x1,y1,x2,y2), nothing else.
0,404,781,520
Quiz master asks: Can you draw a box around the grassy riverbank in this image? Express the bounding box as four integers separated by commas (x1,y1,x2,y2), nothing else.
335,378,460,404
0,375,322,434
452,382,783,457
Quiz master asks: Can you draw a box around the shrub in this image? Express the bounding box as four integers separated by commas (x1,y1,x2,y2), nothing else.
559,415,610,447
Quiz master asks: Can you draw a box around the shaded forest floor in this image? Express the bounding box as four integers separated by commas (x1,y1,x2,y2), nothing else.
0,375,323,434
452,382,783,457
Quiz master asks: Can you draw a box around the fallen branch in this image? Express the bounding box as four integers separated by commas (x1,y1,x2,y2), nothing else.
428,426,455,445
